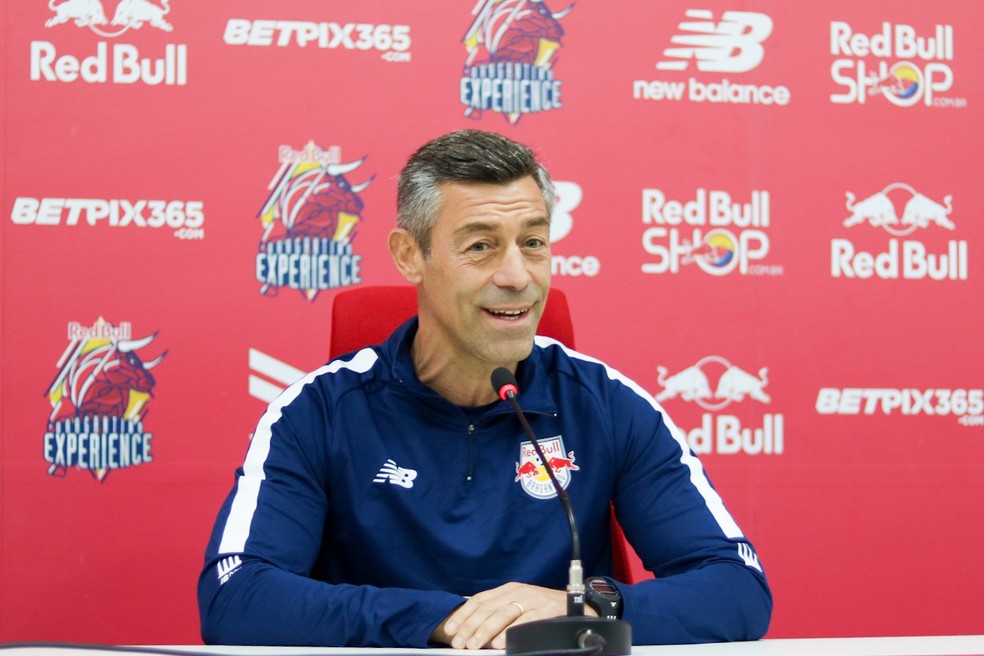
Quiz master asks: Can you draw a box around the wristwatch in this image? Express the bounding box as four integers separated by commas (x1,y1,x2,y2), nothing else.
584,576,623,620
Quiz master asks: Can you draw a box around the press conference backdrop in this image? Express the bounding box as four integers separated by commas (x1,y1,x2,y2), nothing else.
2,0,981,645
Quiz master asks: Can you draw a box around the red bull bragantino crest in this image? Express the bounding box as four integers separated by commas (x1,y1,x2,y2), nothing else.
514,436,578,499
43,318,166,482
460,0,572,124
256,141,372,301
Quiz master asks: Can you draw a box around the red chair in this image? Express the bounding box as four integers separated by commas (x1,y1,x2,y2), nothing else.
329,285,637,583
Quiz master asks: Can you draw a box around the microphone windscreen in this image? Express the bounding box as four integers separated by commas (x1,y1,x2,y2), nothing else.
491,367,519,399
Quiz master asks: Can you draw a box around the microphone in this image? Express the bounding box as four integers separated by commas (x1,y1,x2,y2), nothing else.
492,368,631,655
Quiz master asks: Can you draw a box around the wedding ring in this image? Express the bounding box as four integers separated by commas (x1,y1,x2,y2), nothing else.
509,601,527,615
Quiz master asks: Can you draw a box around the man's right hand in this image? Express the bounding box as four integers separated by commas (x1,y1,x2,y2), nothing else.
432,581,596,649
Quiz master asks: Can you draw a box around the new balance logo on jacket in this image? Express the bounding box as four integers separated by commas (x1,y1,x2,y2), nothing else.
373,459,417,488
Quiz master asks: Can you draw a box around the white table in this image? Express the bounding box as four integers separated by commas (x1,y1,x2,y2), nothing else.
3,636,984,656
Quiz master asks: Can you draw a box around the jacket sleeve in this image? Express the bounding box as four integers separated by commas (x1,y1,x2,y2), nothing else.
607,377,773,644
197,381,464,647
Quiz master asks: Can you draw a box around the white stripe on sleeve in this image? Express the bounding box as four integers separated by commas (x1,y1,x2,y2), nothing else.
218,349,379,554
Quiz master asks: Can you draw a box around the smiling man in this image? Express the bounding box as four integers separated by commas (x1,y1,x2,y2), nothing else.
198,130,772,648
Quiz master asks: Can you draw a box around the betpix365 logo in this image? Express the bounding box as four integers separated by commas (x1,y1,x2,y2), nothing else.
634,9,790,106
256,141,372,301
43,318,166,481
34,1,187,86
817,388,983,428
641,187,783,277
830,20,966,108
460,0,572,124
10,196,205,239
832,183,968,281
655,356,784,455
223,17,412,63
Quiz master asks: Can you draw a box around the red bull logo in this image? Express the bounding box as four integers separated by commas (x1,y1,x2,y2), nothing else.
255,141,372,301
35,1,187,85
655,356,783,456
460,0,572,124
514,436,579,499
833,183,968,281
43,318,166,481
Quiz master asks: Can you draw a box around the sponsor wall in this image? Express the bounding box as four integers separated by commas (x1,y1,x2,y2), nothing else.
2,0,981,645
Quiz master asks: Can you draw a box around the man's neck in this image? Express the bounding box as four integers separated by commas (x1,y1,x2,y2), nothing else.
410,338,509,407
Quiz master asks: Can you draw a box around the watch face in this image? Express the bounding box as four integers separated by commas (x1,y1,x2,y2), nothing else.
588,578,618,599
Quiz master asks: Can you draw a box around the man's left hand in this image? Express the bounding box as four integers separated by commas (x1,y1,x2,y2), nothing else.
432,581,598,649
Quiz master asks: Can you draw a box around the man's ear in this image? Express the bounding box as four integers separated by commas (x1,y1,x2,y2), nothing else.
388,228,424,284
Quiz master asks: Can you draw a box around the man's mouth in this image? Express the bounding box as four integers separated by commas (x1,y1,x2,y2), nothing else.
484,308,530,321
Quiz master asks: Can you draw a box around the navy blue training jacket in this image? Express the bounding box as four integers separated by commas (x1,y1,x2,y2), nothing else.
198,318,772,646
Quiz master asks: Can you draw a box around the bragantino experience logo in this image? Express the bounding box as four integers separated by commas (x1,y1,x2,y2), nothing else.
43,318,166,482
460,0,572,124
256,141,373,301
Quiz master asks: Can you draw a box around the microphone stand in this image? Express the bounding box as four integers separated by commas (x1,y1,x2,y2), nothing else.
493,368,631,655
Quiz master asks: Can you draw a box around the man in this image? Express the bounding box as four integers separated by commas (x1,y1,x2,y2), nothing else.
198,130,772,648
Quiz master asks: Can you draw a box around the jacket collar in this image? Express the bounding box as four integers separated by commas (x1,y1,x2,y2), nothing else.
382,316,559,418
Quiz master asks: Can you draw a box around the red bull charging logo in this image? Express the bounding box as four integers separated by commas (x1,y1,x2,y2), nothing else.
256,141,372,301
460,0,572,124
833,183,967,281
514,436,578,499
35,1,187,86
43,318,166,482
655,356,783,456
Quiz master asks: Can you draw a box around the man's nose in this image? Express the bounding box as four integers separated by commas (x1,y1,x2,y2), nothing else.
492,244,533,290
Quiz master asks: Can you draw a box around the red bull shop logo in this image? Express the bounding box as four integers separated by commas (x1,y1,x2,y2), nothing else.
832,183,968,281
830,20,966,108
514,436,578,499
655,356,783,456
641,188,783,277
460,0,571,124
43,318,166,482
255,142,370,301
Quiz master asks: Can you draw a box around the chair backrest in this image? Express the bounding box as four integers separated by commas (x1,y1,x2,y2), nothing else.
328,285,636,583
330,285,574,358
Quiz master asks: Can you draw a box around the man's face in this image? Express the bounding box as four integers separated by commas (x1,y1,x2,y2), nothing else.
415,176,551,372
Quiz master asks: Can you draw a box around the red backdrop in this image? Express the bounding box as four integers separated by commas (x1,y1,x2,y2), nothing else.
2,0,982,645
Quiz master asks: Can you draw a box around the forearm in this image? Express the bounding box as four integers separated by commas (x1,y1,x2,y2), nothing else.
618,562,772,644
199,559,465,647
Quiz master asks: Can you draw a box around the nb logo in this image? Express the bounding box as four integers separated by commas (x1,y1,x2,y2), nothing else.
657,10,772,73
216,555,242,584
373,459,417,489
737,543,763,573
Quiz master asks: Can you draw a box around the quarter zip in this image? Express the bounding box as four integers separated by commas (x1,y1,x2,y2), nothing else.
465,423,476,483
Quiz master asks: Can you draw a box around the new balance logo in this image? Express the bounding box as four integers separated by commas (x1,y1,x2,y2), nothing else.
216,555,242,584
737,542,763,572
249,348,305,403
373,459,417,489
657,10,773,73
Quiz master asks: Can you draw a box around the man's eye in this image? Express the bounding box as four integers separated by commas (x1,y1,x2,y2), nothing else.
525,238,547,248
467,242,489,252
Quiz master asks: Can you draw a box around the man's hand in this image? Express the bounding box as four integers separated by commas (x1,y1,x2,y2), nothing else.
431,582,598,650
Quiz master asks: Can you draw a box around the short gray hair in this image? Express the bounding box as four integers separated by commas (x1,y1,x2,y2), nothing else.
396,130,555,257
